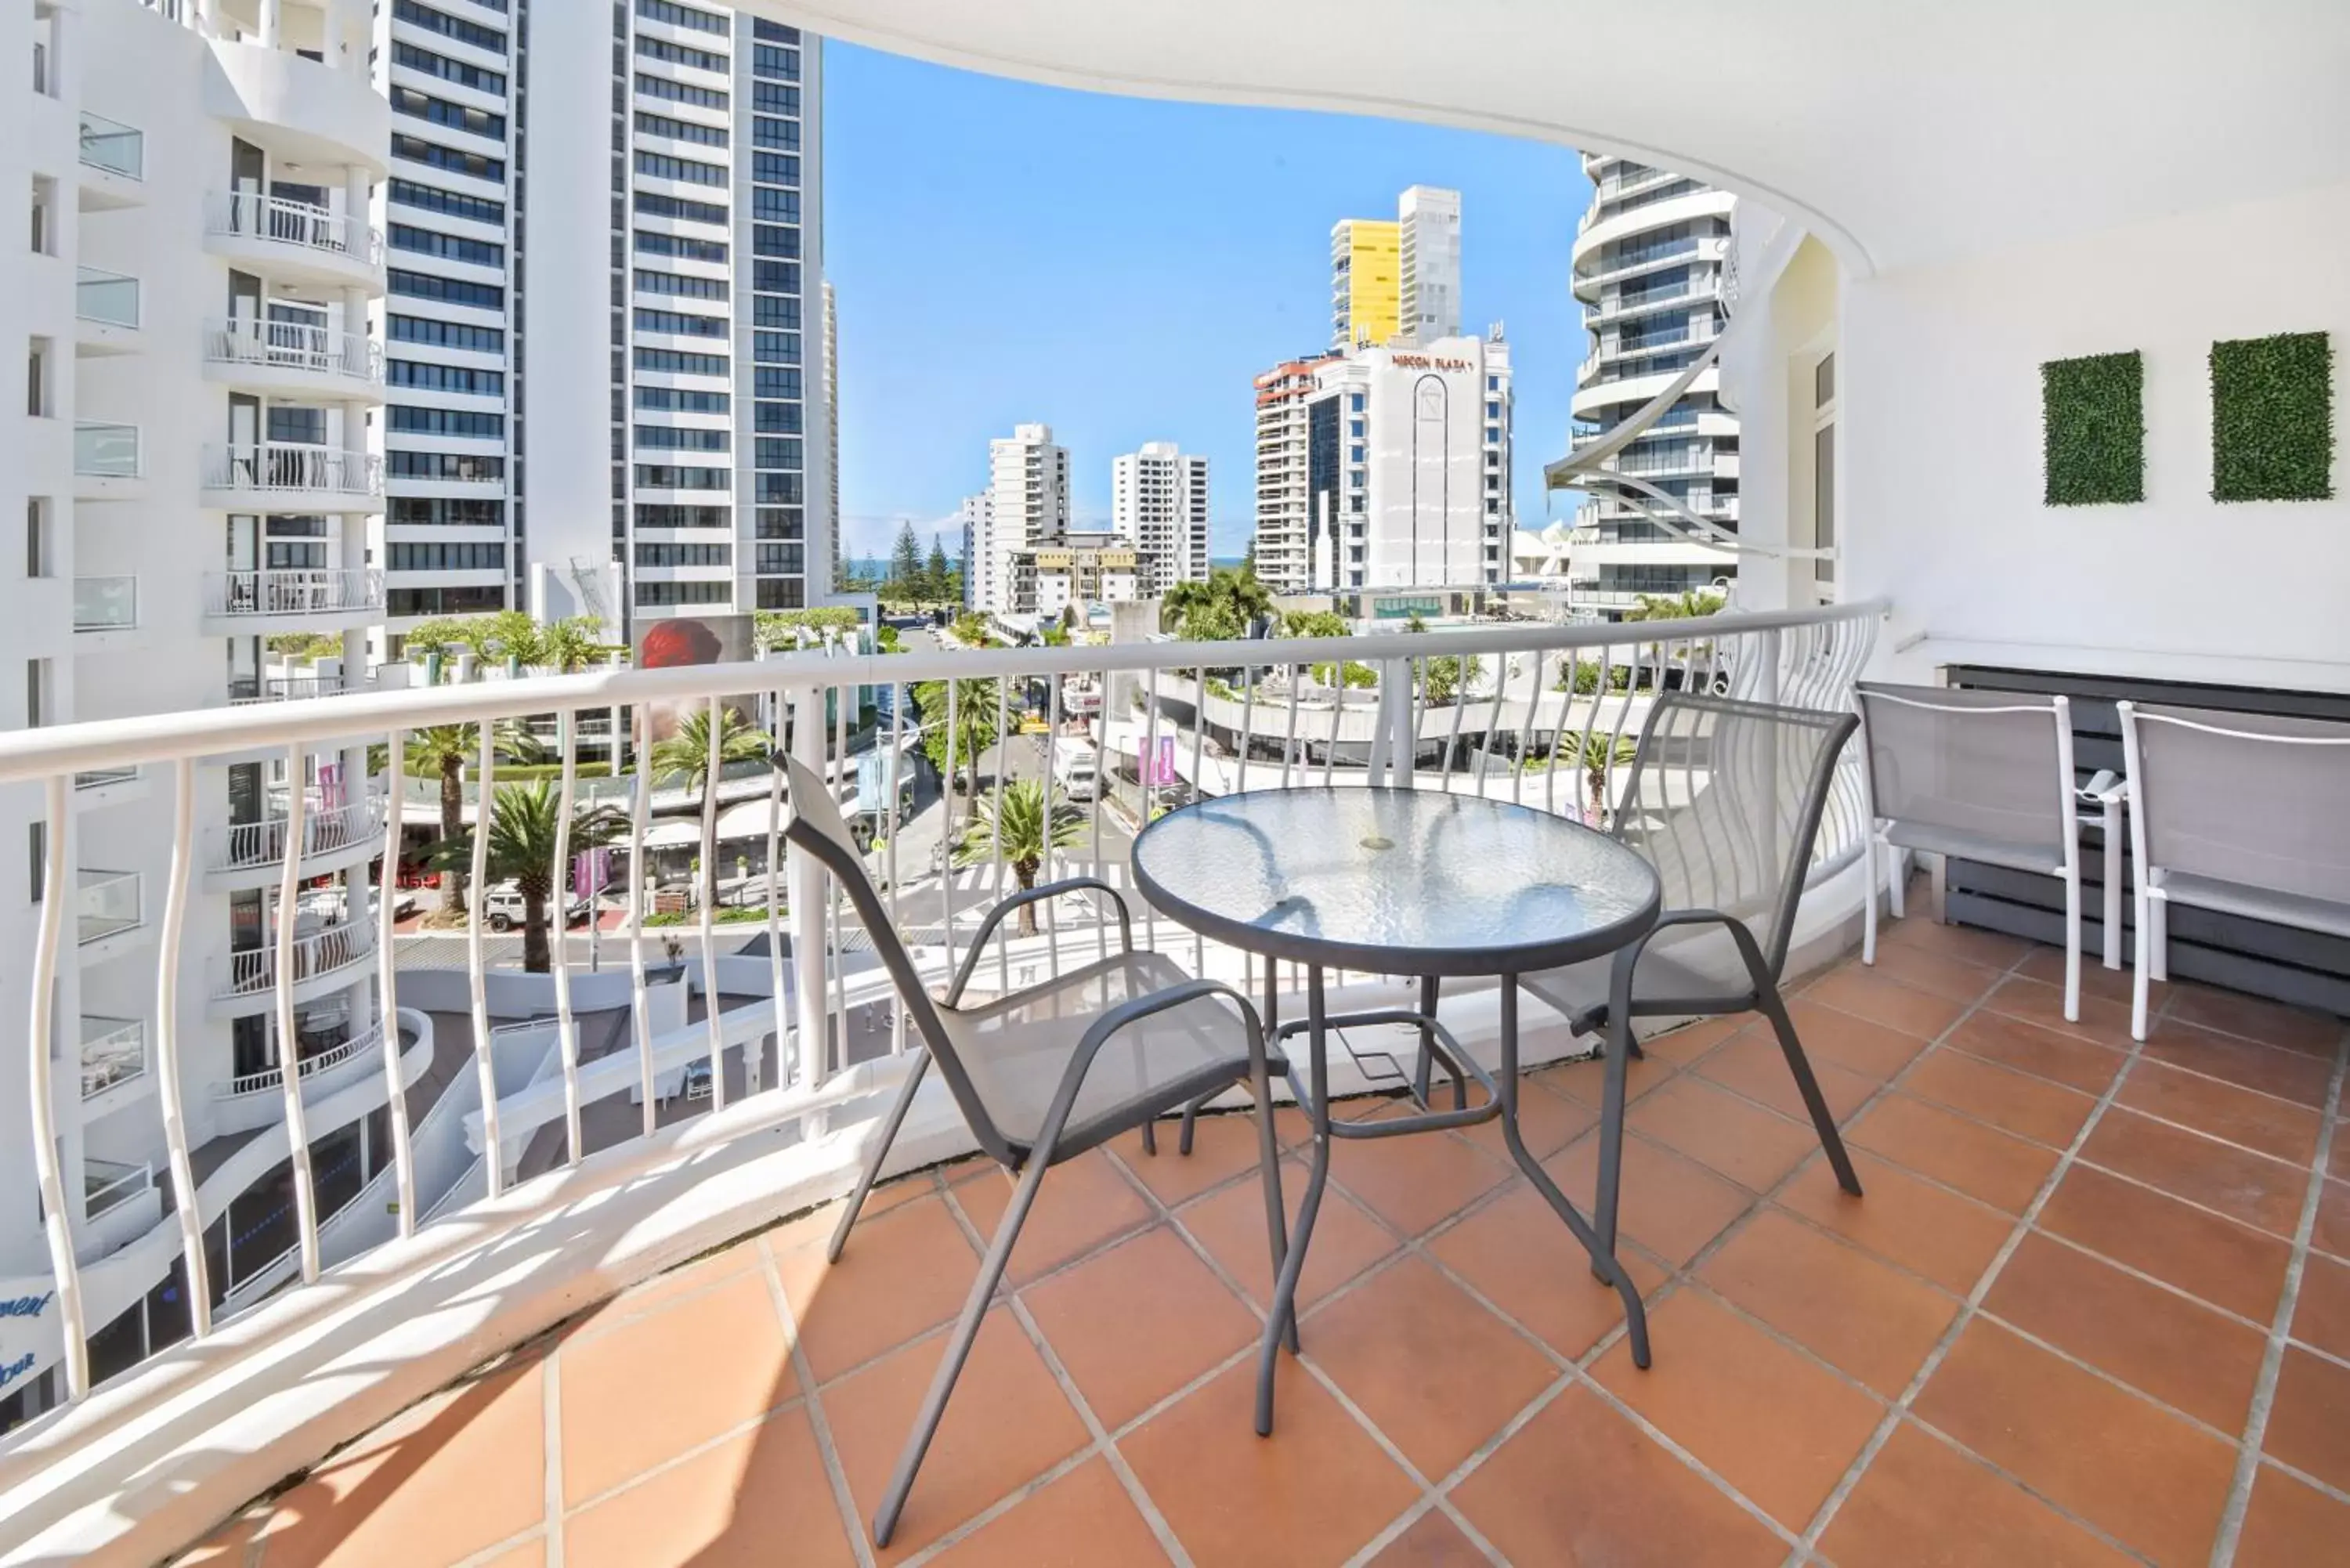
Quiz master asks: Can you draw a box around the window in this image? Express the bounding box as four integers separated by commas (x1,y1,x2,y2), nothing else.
634,307,726,338
754,19,800,43
1349,393,1365,412
634,110,726,147
637,504,728,528
635,0,727,33
388,540,506,572
634,150,726,187
634,424,728,450
389,222,504,268
388,450,504,481
754,400,801,433
753,260,801,294
389,359,505,396
389,178,505,226
755,507,803,539
392,41,506,95
752,224,799,258
26,656,52,727
750,81,800,115
390,269,504,310
634,580,730,606
393,133,504,183
754,543,805,574
751,152,799,186
389,405,504,438
634,229,727,263
389,313,505,352
634,346,728,376
752,295,801,329
752,116,799,150
634,269,726,301
751,43,798,79
390,496,504,526
390,86,506,139
392,1,507,56
634,34,728,73
752,331,799,363
754,436,802,469
634,464,729,490
751,187,799,222
634,541,731,567
389,585,505,616
754,578,806,610
754,472,802,504
754,367,801,399
634,190,728,226
636,385,729,413
634,73,727,110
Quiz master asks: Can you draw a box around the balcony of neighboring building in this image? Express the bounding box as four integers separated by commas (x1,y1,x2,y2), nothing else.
73,869,148,963
75,110,145,210
201,442,383,512
210,918,373,1020
228,668,378,704
203,190,385,293
204,789,387,894
1570,183,1737,270
204,316,385,400
72,421,145,502
199,0,393,178
73,268,143,356
201,567,384,635
78,1015,147,1106
70,575,140,646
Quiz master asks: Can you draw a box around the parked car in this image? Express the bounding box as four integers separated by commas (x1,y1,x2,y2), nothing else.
479,882,592,930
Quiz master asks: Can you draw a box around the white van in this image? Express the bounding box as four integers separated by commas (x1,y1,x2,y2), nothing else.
1052,743,1098,803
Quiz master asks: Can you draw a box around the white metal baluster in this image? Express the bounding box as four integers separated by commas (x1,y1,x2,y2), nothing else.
1322,659,1341,786
1570,647,1612,827
1045,672,1062,982
765,686,790,1086
1282,662,1300,788
1144,665,1162,951
551,710,583,1164
1516,652,1545,806
1475,655,1508,792
156,758,213,1331
1236,663,1254,996
991,675,1010,994
1600,641,1643,829
788,685,830,1089
941,677,958,973
887,677,906,1054
27,775,87,1397
1191,665,1208,972
273,743,321,1283
1410,654,1428,786
468,721,502,1197
830,655,850,1051
377,733,415,1237
1090,675,1108,965
698,694,726,1112
1444,659,1468,792
626,704,655,1135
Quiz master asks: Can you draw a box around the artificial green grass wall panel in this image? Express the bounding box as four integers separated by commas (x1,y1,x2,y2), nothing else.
2042,351,2145,505
2211,332,2334,502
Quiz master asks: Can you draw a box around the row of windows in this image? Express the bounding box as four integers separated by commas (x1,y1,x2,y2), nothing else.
636,0,726,34
635,149,726,187
392,85,506,140
388,540,506,572
634,72,725,110
753,116,800,151
634,465,729,490
388,313,505,352
634,424,728,451
390,585,505,617
751,81,800,116
634,306,725,338
392,0,506,57
390,269,504,310
636,385,729,414
754,331,800,365
392,40,506,96
634,190,727,226
634,580,729,606
635,346,727,377
635,229,725,264
634,109,725,147
755,436,804,469
751,188,800,222
753,295,800,329
754,367,801,399
754,259,801,294
756,506,804,539
637,504,728,528
754,473,804,504
754,224,800,260
390,496,504,526
389,405,504,439
755,543,804,573
389,222,504,269
389,450,504,481
754,19,801,43
635,34,727,73
752,151,800,186
393,133,504,184
635,542,731,567
635,268,725,301
755,399,801,433
389,176,504,227
751,43,798,81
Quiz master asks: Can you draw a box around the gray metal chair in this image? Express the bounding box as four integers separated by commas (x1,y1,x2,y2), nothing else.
1855,681,2117,1021
2119,702,2350,1040
778,753,1287,1548
1520,694,1867,1262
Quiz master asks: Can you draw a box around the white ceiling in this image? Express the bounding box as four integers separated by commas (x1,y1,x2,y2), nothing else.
772,0,2350,275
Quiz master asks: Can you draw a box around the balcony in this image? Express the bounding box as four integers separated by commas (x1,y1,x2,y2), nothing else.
202,567,385,633
75,111,143,207
212,919,373,1016
73,267,141,354
212,1020,387,1107
72,421,143,500
203,316,384,398
228,671,373,704
202,190,385,291
204,792,388,892
201,442,383,512
74,869,143,952
78,1016,146,1101
81,1158,151,1222
70,575,138,635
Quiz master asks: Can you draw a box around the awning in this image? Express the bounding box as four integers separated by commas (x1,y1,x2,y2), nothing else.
713,797,782,840
639,821,701,850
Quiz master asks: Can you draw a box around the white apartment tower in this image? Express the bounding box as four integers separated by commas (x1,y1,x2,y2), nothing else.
1397,184,1461,344
1249,354,1338,594
1567,154,1738,613
1112,442,1209,595
822,277,838,593
976,424,1067,614
957,490,989,610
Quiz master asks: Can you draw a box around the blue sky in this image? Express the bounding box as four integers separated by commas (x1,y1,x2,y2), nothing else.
824,43,1593,562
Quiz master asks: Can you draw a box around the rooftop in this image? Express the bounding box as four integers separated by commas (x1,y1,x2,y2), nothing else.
175,914,2348,1567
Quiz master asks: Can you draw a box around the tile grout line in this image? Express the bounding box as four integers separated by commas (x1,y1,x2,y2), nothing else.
754,1231,880,1568
2207,1029,2350,1567
541,1337,566,1568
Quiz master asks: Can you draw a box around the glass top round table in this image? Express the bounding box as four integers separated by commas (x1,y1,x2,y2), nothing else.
1130,786,1662,977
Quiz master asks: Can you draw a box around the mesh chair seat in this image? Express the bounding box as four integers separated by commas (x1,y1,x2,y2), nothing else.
1882,818,2066,876
1520,941,1737,1033
942,949,1256,1145
2153,870,2350,941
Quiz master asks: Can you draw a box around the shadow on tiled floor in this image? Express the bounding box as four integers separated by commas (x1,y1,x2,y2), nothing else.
187,915,2350,1567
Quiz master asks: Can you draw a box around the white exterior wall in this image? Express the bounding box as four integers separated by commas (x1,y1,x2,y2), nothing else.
1111,441,1208,595
1312,334,1510,591
980,424,1067,614
1397,183,1459,343
1249,356,1329,594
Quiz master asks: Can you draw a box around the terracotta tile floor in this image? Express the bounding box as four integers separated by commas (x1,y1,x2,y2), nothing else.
186,917,2350,1567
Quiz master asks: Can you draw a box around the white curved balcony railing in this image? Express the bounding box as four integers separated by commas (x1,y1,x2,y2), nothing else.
215,921,371,1001
202,443,383,499
208,793,387,874
74,422,143,479
204,317,383,384
205,568,385,619
214,1021,385,1103
204,190,383,268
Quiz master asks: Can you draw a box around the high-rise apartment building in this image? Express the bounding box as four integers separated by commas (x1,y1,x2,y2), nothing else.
1397,184,1461,342
1328,219,1397,351
1250,353,1339,594
1567,154,1737,613
1111,442,1209,596
821,277,838,593
1300,334,1513,592
956,490,989,610
972,424,1067,615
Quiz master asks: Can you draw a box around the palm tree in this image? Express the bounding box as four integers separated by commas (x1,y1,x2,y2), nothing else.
402,721,542,915
428,782,623,972
1162,565,1272,641
912,675,1004,819
954,780,1086,933
649,706,772,914
1540,732,1643,827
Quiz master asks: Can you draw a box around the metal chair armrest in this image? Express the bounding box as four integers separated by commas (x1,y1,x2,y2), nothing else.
1020,979,1271,1170
943,876,1134,1006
